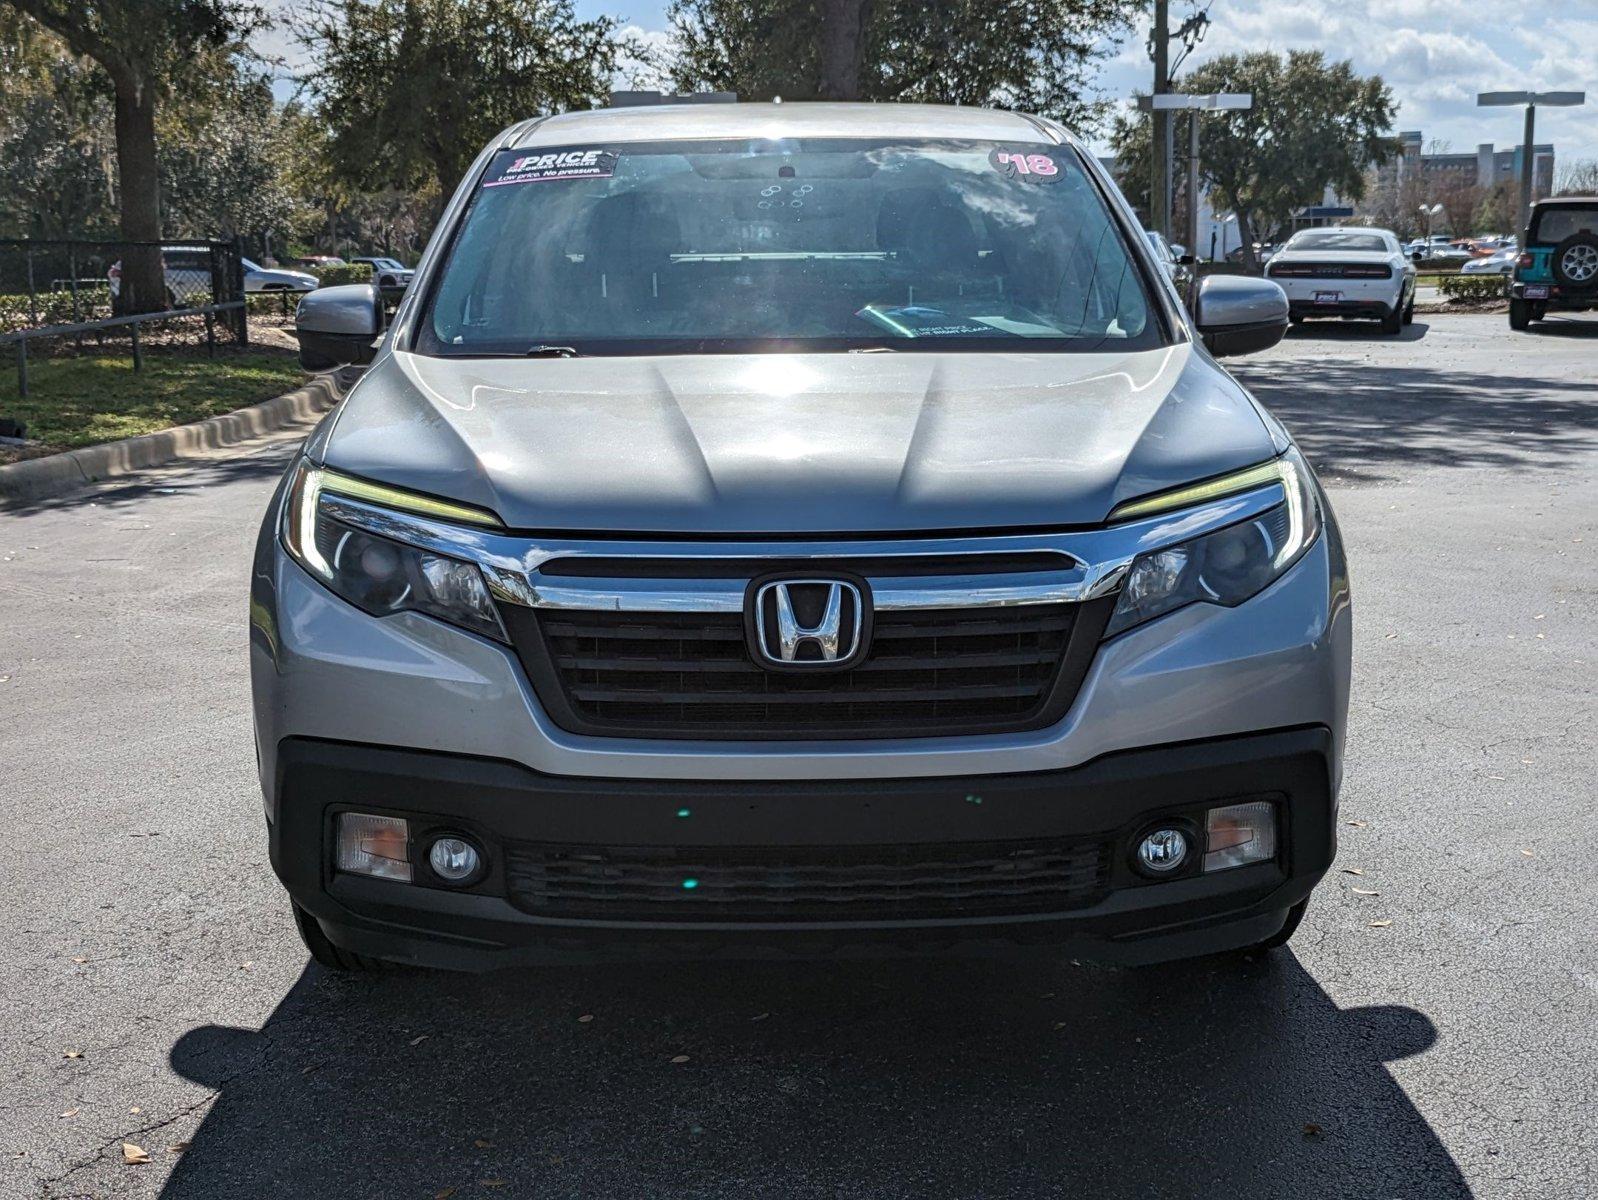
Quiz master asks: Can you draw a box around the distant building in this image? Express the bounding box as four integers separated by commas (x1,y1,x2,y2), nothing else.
1389,130,1555,196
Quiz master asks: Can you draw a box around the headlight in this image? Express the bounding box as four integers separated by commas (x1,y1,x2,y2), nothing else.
1106,448,1322,637
281,460,507,642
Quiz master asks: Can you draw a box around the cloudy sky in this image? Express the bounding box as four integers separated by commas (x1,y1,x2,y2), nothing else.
265,1,1598,171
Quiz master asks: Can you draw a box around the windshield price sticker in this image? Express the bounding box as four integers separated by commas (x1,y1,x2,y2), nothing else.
485,149,618,187
991,149,1061,181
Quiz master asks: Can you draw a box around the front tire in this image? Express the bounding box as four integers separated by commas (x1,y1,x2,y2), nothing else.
1509,297,1531,331
292,902,388,971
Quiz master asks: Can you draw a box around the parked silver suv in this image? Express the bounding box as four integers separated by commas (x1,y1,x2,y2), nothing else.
254,102,1349,972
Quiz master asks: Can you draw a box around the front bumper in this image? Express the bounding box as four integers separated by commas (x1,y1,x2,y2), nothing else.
272,728,1337,969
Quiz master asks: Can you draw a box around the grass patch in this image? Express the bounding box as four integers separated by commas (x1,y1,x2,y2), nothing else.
0,351,305,453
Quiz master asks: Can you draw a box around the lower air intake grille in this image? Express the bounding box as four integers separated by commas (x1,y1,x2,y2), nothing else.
503,838,1113,922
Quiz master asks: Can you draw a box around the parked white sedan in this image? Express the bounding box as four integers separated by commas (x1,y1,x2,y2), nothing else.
1461,245,1519,276
1264,227,1417,334
109,248,318,308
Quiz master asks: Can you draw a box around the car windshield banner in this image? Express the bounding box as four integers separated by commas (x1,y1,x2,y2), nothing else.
484,148,618,187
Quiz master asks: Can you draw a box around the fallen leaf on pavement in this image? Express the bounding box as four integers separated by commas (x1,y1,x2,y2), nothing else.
71,956,87,964
1302,1123,1323,1137
1351,887,1379,896
1341,867,1364,876
474,1139,492,1148
1369,919,1393,928
128,1106,141,1115
751,1012,770,1022
1488,774,1506,781
480,1180,507,1190
1345,820,1368,829
168,1142,189,1154
1521,849,1534,857
63,1050,83,1059
122,1143,150,1165
670,1055,690,1064
59,1109,78,1119
435,1189,458,1200
409,1035,429,1047
577,1014,593,1023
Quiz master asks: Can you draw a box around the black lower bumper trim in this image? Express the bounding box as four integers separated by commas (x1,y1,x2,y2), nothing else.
1289,299,1394,319
269,728,1337,969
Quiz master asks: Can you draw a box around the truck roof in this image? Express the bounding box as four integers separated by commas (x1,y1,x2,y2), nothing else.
505,102,1066,150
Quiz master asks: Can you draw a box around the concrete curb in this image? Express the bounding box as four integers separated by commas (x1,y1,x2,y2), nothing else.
0,372,346,509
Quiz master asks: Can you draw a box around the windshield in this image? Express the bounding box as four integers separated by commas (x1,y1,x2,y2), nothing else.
418,138,1161,356
1288,230,1389,253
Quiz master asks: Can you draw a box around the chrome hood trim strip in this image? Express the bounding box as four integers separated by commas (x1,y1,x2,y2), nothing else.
317,482,1286,613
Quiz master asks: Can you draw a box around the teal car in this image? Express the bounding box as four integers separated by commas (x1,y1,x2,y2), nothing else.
1510,197,1598,330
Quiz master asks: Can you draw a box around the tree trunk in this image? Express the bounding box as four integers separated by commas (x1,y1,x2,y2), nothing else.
817,0,873,100
112,76,166,314
1234,208,1259,273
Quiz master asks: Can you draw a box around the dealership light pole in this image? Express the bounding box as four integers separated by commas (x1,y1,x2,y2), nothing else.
1144,92,1253,260
1477,91,1585,237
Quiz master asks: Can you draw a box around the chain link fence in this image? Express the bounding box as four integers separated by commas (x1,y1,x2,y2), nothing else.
0,239,250,398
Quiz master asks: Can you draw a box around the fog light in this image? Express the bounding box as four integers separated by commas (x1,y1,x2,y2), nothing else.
427,835,481,883
1205,801,1277,872
1135,827,1190,875
336,813,411,882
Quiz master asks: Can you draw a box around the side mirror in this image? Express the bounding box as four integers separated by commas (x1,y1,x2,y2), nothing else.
1194,275,1289,358
294,284,383,371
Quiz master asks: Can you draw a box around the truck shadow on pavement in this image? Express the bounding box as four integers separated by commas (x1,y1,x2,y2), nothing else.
160,951,1471,1199
1233,336,1598,484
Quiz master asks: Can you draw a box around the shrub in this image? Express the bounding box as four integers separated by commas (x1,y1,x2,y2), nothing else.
246,292,301,316
309,262,374,287
0,290,109,333
1438,274,1508,301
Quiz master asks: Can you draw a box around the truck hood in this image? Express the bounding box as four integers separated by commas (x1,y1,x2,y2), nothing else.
318,344,1278,534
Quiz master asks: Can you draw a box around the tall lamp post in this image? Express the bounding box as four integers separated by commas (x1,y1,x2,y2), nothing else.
1419,202,1444,240
1143,92,1253,260
1477,91,1585,237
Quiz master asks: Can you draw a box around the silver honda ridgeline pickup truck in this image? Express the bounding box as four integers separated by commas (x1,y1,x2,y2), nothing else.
252,102,1350,972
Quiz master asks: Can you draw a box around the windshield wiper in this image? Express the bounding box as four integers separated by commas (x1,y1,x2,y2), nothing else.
525,344,579,358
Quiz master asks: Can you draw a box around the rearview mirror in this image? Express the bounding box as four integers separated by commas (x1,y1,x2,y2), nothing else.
294,284,383,371
1193,275,1289,358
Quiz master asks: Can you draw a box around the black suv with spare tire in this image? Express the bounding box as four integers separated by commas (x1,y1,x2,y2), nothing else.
1510,197,1598,330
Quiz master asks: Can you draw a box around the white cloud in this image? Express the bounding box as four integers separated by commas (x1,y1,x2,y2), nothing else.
1090,0,1598,167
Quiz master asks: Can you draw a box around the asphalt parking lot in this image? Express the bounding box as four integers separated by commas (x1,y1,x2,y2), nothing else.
2,311,1595,1199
